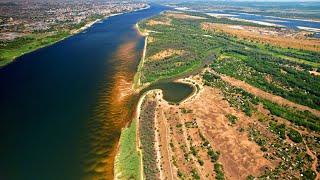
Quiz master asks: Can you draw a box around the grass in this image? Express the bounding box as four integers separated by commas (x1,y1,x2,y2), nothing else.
133,35,147,90
0,32,71,67
0,14,106,67
114,119,140,180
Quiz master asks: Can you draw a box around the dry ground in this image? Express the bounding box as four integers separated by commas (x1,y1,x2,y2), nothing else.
201,22,320,51
309,70,320,76
141,74,319,179
146,19,171,26
149,49,186,61
166,11,207,20
219,74,320,117
152,76,276,179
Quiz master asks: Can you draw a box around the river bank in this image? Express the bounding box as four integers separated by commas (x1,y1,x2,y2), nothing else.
0,7,149,68
0,4,173,180
133,24,149,90
113,88,161,180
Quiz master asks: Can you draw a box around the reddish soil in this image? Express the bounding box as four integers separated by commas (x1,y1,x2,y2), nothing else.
201,22,320,51
220,75,320,117
151,76,276,179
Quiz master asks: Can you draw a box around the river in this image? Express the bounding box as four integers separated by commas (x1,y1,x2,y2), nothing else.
0,4,170,180
175,7,320,37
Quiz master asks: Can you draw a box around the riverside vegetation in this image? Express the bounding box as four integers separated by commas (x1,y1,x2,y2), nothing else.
1,14,104,67
118,10,320,179
138,11,320,111
114,120,140,180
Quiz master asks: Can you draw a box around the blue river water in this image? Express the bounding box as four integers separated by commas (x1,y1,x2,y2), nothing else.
3,4,317,180
206,11,320,37
224,12,320,29
0,4,169,180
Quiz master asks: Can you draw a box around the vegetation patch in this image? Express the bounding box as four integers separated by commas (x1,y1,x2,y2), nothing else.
139,99,160,179
114,119,140,180
225,113,238,125
214,163,225,180
203,76,320,132
0,32,70,66
288,128,303,143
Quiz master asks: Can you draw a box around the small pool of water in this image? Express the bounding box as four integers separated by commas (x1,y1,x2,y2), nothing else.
141,82,195,103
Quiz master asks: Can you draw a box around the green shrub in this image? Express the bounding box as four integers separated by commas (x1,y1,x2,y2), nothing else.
225,114,238,124
288,128,303,143
198,159,204,166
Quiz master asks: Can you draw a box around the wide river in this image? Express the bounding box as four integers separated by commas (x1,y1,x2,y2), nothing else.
0,4,171,180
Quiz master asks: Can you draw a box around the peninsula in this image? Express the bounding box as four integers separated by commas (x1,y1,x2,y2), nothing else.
115,9,320,180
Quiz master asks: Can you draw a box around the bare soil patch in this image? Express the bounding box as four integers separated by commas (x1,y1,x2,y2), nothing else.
309,70,320,76
183,85,275,179
146,19,171,26
147,36,156,43
220,75,320,117
149,49,186,61
201,22,320,51
150,76,275,179
166,12,207,20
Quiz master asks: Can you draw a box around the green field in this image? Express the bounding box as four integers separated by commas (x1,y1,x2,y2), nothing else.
0,14,105,67
114,119,140,180
0,32,71,67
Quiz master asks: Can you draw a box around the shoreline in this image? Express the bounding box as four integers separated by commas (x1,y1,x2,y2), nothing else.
2,18,102,67
130,79,200,179
1,6,150,68
231,11,320,23
115,5,202,178
133,23,149,90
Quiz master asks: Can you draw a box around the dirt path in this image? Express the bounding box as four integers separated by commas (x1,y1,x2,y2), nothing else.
135,90,159,180
215,74,320,178
177,113,207,180
154,110,164,180
160,108,175,180
303,138,319,179
219,74,320,117
182,85,275,179
135,93,144,180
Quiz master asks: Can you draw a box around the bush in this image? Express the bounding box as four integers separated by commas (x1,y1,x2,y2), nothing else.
192,169,200,180
190,146,198,156
302,169,316,180
198,159,204,166
269,122,286,139
288,128,303,143
225,114,238,124
214,163,225,180
260,146,268,152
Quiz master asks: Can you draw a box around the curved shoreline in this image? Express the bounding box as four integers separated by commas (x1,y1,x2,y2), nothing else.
1,18,102,68
115,10,204,179
1,6,150,68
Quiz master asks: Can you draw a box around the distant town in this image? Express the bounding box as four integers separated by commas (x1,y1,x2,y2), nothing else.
0,1,148,41
0,0,148,66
